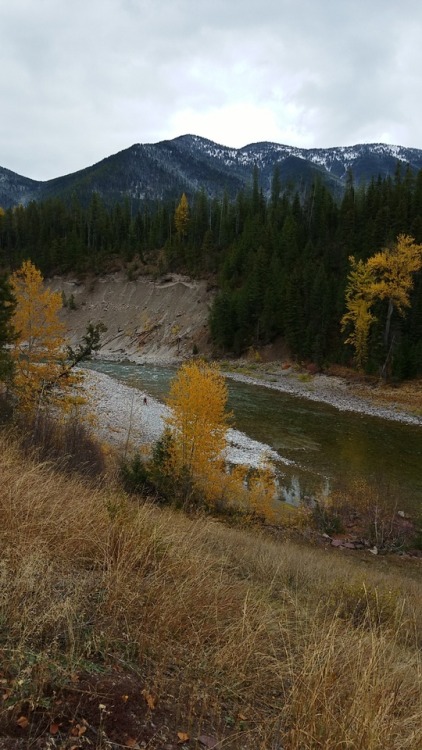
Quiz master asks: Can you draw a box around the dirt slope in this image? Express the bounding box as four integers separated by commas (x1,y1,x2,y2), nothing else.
49,272,214,362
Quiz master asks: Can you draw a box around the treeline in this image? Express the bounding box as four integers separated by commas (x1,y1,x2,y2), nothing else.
1,163,422,376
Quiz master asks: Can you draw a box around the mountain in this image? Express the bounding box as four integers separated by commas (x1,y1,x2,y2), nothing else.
1,135,422,209
0,166,41,208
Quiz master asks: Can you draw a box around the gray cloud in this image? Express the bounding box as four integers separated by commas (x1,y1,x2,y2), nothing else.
1,0,421,179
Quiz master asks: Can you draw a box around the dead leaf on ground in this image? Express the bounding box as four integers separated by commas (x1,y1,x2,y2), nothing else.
49,722,61,734
125,739,141,749
16,716,29,729
70,723,87,737
141,688,156,709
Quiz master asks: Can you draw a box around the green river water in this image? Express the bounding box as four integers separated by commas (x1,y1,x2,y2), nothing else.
85,361,422,513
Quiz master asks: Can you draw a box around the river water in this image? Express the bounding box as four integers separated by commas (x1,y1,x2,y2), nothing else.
85,361,422,514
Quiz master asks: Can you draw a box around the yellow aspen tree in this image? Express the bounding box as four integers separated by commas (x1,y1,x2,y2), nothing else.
10,260,74,411
367,234,422,342
341,257,376,370
164,360,277,514
174,193,190,237
342,235,422,376
165,359,230,504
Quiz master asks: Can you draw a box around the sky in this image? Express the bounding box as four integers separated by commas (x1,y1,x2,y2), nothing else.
1,0,422,181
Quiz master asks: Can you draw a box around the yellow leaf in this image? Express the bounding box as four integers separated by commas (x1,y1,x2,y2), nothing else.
141,688,156,709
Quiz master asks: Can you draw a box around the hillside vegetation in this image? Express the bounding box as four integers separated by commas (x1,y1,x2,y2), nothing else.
1,161,422,378
1,430,422,749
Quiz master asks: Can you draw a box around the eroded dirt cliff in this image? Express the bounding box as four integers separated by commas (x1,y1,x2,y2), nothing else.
49,272,214,362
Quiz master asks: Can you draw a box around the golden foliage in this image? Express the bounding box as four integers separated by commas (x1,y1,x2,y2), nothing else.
174,193,190,236
165,360,229,503
10,260,82,412
341,235,422,369
341,257,377,370
165,360,277,517
367,233,422,314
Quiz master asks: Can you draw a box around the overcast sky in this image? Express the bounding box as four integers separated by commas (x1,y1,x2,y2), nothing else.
1,0,421,181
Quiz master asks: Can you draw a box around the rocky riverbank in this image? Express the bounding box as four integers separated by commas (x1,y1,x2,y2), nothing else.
80,368,281,469
222,365,422,426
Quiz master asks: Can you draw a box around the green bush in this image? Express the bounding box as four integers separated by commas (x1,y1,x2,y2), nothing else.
120,452,154,495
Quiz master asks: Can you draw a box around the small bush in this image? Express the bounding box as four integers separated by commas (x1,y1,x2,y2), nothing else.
17,412,107,479
305,496,344,535
120,452,154,495
330,581,401,629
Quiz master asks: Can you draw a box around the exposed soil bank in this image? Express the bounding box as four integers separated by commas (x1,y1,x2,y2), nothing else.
51,271,214,362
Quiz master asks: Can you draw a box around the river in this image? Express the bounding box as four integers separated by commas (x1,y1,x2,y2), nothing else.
84,361,422,513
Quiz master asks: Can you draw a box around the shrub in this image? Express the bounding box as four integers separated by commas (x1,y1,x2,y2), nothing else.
120,452,154,495
305,495,345,535
17,412,107,479
329,581,401,629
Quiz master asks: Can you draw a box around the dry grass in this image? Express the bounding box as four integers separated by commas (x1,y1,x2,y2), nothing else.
351,379,422,416
1,432,422,748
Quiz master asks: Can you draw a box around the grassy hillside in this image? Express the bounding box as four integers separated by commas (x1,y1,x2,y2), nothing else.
0,431,421,748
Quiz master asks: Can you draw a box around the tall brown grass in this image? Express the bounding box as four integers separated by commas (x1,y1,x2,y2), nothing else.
1,431,421,748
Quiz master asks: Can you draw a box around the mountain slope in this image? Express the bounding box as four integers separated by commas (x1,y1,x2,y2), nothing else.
1,136,422,208
0,166,41,207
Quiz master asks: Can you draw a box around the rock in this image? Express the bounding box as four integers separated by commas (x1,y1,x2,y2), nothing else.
198,737,219,749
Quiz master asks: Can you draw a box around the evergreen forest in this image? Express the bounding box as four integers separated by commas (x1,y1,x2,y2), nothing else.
1,162,422,378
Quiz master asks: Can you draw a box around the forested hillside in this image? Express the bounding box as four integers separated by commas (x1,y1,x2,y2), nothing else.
1,162,422,377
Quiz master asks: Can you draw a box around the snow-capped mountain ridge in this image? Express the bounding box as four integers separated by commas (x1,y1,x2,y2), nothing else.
175,134,417,179
1,135,421,209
